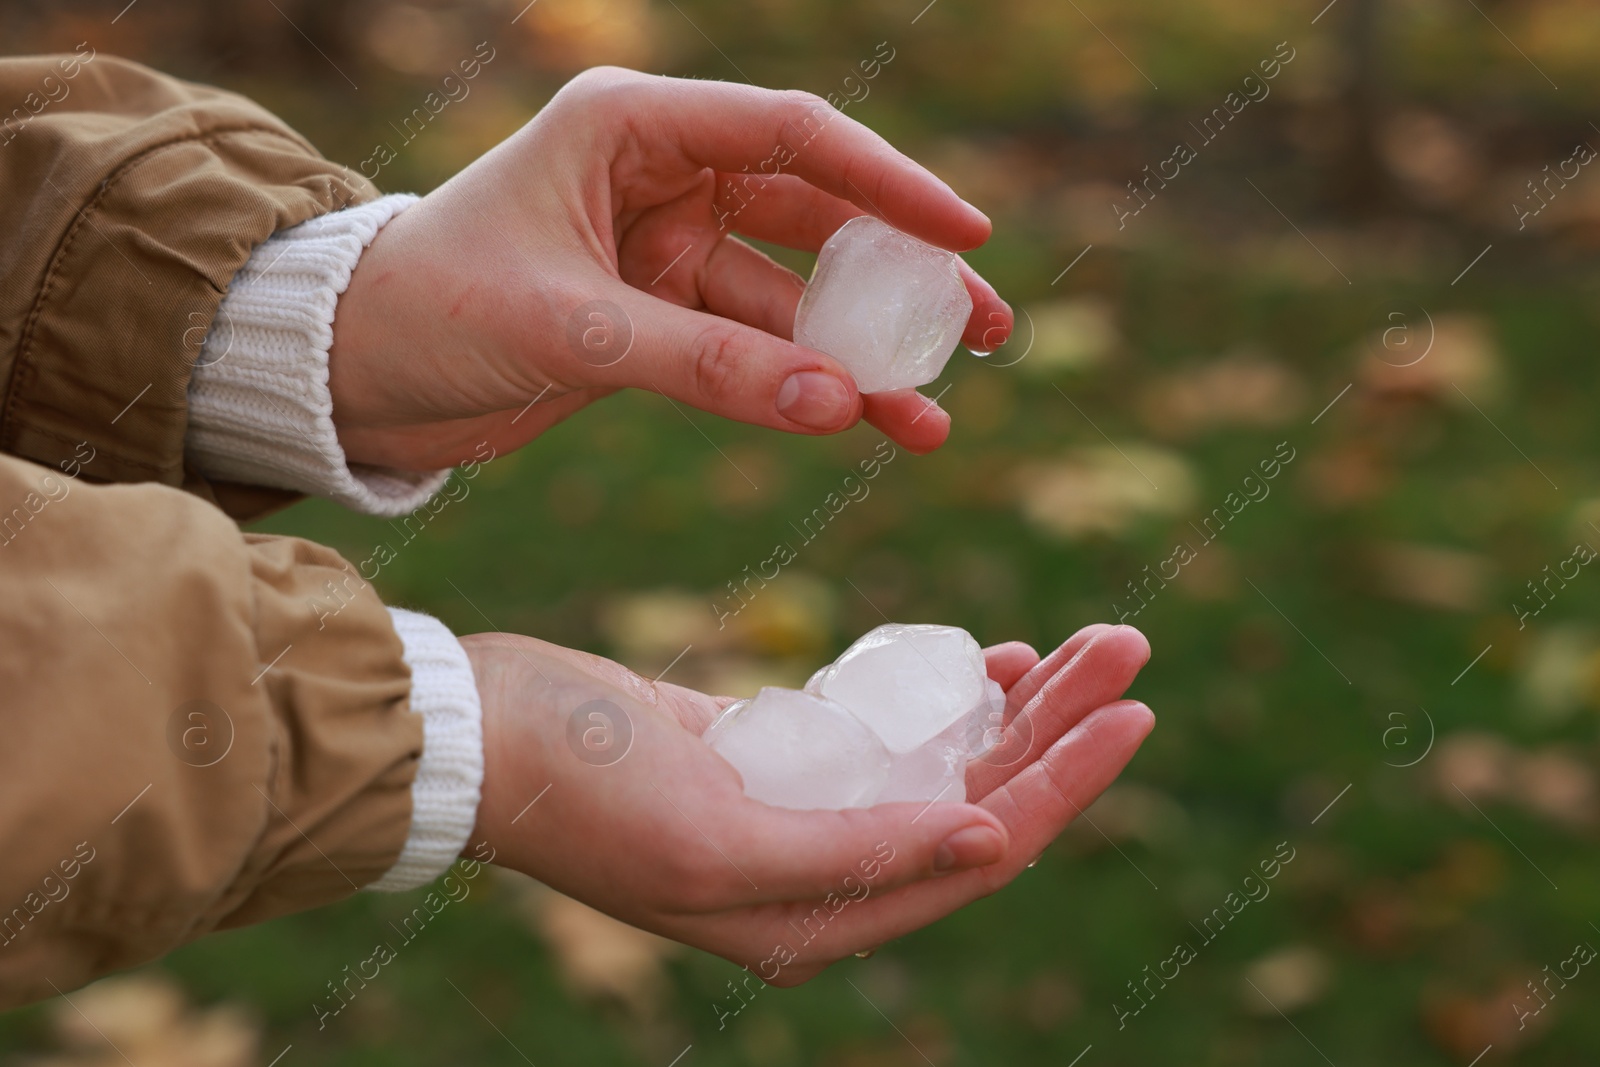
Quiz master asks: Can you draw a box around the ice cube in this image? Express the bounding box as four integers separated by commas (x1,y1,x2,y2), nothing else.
808,623,988,754
704,687,890,810
876,720,969,805
793,216,973,394
964,678,1008,759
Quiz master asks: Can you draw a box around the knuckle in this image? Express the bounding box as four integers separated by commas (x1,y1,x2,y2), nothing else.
569,65,631,92
779,89,835,138
557,66,641,112
781,88,830,115
692,326,748,402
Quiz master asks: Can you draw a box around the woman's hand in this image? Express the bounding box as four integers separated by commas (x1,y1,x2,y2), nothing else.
463,623,1151,983
327,66,1013,471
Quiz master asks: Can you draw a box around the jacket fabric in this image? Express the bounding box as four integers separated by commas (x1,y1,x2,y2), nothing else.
0,52,422,1008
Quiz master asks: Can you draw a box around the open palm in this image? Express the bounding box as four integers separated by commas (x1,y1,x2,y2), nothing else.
464,622,1152,983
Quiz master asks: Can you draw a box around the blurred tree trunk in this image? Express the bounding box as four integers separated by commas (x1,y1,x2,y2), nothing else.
193,0,357,82
195,3,248,79
1327,0,1397,215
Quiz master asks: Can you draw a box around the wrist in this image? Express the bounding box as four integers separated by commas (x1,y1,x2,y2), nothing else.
186,193,456,515
458,633,517,864
328,197,521,472
326,207,410,468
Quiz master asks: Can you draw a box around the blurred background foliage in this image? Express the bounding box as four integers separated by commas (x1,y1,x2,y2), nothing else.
6,0,1600,1063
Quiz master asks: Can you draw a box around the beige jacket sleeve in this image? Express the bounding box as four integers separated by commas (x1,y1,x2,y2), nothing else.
0,451,422,1008
0,49,374,521
0,54,426,1007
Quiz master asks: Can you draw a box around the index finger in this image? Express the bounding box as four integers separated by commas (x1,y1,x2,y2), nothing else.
724,174,1014,353
599,70,991,251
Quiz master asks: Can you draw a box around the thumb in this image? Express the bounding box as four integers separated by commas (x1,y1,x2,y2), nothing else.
722,797,1010,906
587,280,866,435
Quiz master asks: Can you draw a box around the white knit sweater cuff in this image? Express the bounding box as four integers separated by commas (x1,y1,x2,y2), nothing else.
368,607,485,892
186,193,451,517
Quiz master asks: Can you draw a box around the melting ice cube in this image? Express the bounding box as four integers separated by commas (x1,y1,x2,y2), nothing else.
877,719,969,805
807,623,988,754
704,687,890,810
793,216,973,394
964,678,1008,760
706,623,1006,810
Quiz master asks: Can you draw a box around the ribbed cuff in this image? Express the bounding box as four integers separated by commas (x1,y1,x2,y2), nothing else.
367,608,485,892
185,193,451,517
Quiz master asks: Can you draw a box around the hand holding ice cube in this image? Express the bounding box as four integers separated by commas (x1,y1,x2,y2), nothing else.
462,621,1152,985
326,67,1013,472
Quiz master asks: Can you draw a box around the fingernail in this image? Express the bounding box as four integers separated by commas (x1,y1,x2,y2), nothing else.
933,825,1005,873
777,371,852,430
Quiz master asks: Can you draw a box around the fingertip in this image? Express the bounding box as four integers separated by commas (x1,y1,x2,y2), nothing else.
1130,701,1156,735
969,204,993,237
862,389,950,454
985,295,1016,338
1109,624,1152,665
1075,625,1151,679
986,640,1040,665
1098,699,1156,744
900,411,950,455
958,278,1011,351
952,205,992,251
983,642,1041,693
867,184,988,253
